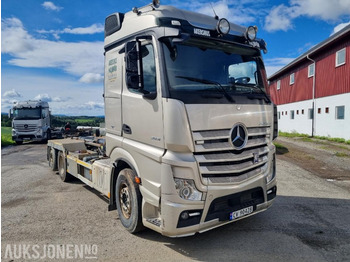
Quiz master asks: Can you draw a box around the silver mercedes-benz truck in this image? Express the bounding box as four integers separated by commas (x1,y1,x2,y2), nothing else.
48,1,277,237
10,100,52,144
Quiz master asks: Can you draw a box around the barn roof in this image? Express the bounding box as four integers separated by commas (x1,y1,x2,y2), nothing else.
268,24,350,81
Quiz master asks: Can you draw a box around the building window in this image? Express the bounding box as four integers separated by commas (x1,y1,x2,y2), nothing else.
290,73,295,85
285,111,288,115
297,110,299,115
318,108,321,114
308,108,314,119
308,63,315,77
336,48,346,67
336,106,345,119
290,110,295,119
325,107,329,113
282,111,284,116
302,109,304,114
277,80,281,90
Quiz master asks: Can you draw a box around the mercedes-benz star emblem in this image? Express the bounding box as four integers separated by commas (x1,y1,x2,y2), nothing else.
230,123,248,150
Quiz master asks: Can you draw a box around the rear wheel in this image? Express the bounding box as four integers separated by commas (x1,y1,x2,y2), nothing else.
48,147,58,171
116,168,144,233
57,151,72,182
15,141,23,145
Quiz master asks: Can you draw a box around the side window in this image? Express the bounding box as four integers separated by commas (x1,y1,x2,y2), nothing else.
142,44,156,93
336,105,345,120
336,48,346,67
42,109,47,118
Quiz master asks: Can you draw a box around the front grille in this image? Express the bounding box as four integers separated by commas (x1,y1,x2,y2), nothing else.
193,126,270,184
14,124,37,132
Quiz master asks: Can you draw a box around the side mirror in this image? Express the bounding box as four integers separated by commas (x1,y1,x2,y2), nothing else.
125,41,144,90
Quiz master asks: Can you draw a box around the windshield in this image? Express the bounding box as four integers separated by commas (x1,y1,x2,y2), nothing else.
162,40,269,104
13,108,42,120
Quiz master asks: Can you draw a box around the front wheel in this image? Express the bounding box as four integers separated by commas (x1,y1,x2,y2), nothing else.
116,169,144,233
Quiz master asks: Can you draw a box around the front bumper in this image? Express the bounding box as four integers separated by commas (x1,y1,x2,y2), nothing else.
159,174,276,237
12,132,44,142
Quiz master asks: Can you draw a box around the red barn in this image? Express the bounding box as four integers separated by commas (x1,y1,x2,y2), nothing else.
267,25,350,140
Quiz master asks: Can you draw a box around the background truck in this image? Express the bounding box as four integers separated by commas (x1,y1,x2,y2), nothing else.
10,100,62,145
47,1,278,237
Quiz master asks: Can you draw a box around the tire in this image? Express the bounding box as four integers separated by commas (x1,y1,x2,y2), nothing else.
48,147,58,171
15,141,23,145
57,151,72,182
116,168,144,233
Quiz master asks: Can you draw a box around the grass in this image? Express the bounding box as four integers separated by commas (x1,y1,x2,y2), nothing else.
1,127,15,146
279,131,350,145
335,152,349,158
274,142,289,155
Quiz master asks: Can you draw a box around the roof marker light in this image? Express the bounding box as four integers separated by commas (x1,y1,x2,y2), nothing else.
217,18,230,35
245,25,258,41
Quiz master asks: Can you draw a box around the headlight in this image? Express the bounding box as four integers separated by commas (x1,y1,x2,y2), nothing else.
266,155,276,184
174,178,202,201
245,25,257,41
217,18,230,35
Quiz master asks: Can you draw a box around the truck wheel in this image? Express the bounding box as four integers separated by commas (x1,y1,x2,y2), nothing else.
57,151,71,182
15,141,23,145
116,168,144,233
48,147,58,171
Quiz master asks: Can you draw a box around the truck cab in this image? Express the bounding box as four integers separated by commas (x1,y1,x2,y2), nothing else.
11,100,51,144
103,2,277,236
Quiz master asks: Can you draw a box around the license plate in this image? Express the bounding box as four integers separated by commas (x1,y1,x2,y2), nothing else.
230,206,254,220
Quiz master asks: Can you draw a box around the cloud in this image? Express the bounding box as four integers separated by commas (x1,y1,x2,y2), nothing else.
67,101,104,111
33,93,68,102
173,0,266,25
42,1,63,11
331,21,350,35
291,0,350,20
264,57,295,77
3,89,22,98
265,0,350,32
63,24,104,35
79,73,104,84
265,5,298,32
38,24,104,39
2,17,104,78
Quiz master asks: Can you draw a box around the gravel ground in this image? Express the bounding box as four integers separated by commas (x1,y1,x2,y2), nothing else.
1,140,350,261
275,136,350,188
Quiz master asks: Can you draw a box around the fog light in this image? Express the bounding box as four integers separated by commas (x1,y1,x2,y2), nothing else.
180,211,189,220
174,178,202,201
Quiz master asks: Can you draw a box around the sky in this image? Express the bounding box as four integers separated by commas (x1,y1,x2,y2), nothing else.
1,0,350,116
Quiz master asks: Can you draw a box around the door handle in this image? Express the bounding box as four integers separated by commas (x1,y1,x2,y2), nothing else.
122,124,132,135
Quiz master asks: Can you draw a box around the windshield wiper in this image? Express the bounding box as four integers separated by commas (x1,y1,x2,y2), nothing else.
250,85,271,103
176,76,235,103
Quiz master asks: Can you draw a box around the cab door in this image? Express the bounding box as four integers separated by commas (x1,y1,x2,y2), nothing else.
104,47,123,136
121,37,164,149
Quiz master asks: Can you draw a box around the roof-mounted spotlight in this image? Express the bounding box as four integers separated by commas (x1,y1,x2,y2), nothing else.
245,25,258,41
152,0,160,8
217,18,230,35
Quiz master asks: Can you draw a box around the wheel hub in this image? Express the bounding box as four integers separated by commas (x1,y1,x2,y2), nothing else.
120,185,131,219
